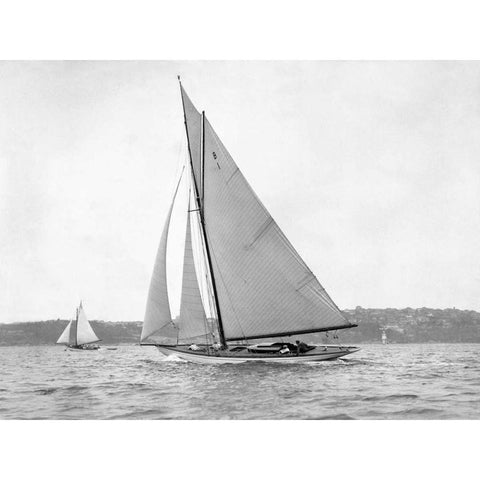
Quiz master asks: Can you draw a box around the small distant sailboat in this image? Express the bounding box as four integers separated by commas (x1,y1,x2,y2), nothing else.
140,78,359,364
56,302,101,350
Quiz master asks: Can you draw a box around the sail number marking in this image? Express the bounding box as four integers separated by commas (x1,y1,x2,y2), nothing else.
212,152,221,169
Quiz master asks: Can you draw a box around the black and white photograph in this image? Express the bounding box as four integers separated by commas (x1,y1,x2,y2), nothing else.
1,2,479,479
2,60,479,421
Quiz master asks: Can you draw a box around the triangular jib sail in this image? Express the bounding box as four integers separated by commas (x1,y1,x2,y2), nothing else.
56,320,73,345
141,173,183,342
175,203,210,342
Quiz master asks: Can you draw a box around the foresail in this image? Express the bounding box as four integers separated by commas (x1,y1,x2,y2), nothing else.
141,176,182,342
56,320,73,344
175,209,209,342
202,117,353,341
69,317,77,345
76,304,100,345
180,85,202,198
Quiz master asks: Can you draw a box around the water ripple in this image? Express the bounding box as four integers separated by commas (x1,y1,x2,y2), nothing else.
1,344,480,419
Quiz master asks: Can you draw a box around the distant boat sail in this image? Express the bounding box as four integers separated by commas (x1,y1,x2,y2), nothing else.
141,78,359,363
57,302,101,350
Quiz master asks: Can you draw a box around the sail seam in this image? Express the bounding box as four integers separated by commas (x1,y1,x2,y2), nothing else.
245,218,275,250
225,167,240,185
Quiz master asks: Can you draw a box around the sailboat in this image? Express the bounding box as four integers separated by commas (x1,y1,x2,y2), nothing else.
56,302,101,350
140,78,359,364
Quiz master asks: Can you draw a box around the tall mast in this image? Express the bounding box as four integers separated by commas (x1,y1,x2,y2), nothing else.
178,77,227,348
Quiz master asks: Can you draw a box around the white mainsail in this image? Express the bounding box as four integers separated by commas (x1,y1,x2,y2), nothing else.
174,208,209,341
76,303,100,345
141,176,182,342
202,116,352,341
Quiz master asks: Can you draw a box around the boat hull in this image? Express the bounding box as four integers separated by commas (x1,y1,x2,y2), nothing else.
66,344,100,351
155,345,359,364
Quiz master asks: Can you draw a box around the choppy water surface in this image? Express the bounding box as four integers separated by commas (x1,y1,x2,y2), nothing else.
1,344,480,419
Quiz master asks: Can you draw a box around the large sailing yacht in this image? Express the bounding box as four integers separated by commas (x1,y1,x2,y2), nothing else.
140,78,358,364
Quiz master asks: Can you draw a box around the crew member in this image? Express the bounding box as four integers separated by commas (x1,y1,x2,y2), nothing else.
295,340,308,355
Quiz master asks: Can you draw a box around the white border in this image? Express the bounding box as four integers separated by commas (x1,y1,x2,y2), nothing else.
0,0,479,59
1,1,479,478
0,421,478,479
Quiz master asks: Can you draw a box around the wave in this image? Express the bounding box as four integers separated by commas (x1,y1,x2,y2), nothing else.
107,409,169,419
3,344,480,419
339,358,378,366
161,354,187,363
64,385,89,392
363,394,419,401
309,413,356,420
393,407,443,416
35,387,58,395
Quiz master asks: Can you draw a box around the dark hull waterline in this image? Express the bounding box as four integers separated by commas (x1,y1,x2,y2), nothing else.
66,344,100,351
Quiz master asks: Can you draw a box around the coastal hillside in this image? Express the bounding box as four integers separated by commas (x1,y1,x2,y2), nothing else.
337,307,480,344
1,307,479,346
0,320,142,346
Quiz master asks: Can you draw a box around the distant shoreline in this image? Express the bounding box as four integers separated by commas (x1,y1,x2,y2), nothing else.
1,307,479,346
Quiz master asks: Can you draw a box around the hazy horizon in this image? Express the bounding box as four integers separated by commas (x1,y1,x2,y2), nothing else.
2,61,480,323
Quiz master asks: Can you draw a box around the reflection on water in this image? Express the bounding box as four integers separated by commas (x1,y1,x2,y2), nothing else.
1,344,480,419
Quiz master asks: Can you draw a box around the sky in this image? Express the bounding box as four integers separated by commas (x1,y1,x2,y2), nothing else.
1,61,479,323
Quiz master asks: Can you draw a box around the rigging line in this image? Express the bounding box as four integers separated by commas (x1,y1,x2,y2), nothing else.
192,213,207,309
200,222,220,333
192,210,208,313
335,329,344,348
202,293,211,347
189,177,213,320
200,112,226,347
205,273,214,322
172,126,187,192
187,187,211,346
203,227,247,341
180,103,225,345
190,176,217,322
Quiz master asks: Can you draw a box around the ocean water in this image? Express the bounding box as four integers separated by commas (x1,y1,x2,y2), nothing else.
1,343,480,419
